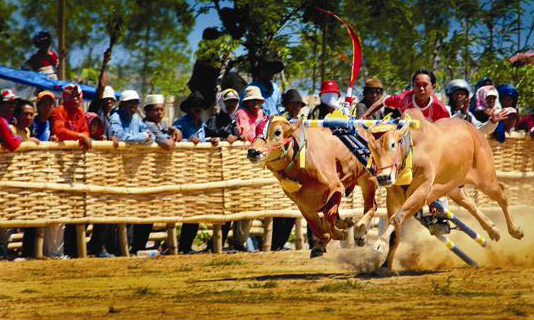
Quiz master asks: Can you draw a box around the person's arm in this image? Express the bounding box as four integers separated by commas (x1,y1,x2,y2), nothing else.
110,113,149,142
0,119,22,151
96,48,112,100
360,96,388,119
146,122,173,149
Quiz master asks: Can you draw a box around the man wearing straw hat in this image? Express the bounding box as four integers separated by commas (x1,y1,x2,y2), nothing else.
353,76,385,120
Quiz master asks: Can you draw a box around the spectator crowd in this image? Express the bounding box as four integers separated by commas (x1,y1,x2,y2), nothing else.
1,32,533,261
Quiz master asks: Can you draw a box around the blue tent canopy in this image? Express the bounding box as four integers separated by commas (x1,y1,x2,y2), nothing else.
0,65,120,100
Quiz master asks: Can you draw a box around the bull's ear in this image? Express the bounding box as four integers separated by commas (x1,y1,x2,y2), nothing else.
286,118,303,136
362,129,377,150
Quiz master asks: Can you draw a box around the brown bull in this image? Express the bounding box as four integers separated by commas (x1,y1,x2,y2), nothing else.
365,109,524,271
247,116,378,257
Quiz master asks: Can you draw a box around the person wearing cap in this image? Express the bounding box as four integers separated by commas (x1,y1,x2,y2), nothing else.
244,53,284,116
22,31,59,79
445,79,507,135
362,69,449,122
51,84,92,150
309,80,343,120
143,94,182,150
353,77,385,120
235,86,265,142
88,86,116,139
193,88,242,145
0,89,20,123
173,91,209,144
33,91,57,141
110,90,153,144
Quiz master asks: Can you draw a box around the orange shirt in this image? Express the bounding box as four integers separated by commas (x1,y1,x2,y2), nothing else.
51,104,89,141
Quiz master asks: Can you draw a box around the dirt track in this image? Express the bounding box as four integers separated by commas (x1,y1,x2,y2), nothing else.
1,209,534,320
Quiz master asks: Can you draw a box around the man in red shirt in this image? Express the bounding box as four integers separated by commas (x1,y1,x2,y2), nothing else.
23,31,59,79
361,69,450,122
51,84,92,150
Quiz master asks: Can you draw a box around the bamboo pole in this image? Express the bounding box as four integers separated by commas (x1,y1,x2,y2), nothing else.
212,224,223,254
165,223,177,255
262,218,273,252
75,224,87,258
118,224,129,257
294,218,303,250
0,178,278,195
34,227,44,259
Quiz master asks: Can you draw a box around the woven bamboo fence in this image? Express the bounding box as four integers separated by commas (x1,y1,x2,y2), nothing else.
1,133,533,256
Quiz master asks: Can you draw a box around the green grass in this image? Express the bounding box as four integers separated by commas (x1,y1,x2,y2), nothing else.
317,280,364,293
204,258,246,267
0,294,13,300
247,280,278,289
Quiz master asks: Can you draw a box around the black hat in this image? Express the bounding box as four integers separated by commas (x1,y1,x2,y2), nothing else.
180,91,209,113
282,89,306,107
255,52,284,74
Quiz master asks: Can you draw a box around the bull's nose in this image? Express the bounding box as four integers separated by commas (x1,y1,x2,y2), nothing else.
376,175,391,186
247,149,261,159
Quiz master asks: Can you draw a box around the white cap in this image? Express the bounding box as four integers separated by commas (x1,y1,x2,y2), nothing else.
145,94,165,106
102,86,116,100
120,90,140,102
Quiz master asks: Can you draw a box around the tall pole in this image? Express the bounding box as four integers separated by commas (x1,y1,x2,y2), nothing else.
58,0,66,80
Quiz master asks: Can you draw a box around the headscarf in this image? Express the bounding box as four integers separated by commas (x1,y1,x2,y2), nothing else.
475,86,500,111
85,112,104,139
218,88,239,117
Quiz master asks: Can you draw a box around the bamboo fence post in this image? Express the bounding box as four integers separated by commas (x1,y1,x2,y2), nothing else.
212,224,223,254
75,224,87,258
294,218,303,250
166,223,178,255
118,224,129,257
34,227,44,258
262,218,273,252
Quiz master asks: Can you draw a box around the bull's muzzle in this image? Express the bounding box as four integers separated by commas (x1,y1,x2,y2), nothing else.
376,174,393,187
247,148,263,164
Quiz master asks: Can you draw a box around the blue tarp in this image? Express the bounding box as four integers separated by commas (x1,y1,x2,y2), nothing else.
0,65,120,101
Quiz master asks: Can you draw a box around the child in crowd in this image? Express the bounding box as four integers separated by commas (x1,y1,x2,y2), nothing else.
33,90,57,141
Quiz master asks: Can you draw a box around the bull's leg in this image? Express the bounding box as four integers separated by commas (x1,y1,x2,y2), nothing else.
301,210,331,258
354,177,378,246
322,191,349,241
373,187,404,269
478,181,524,239
448,187,501,241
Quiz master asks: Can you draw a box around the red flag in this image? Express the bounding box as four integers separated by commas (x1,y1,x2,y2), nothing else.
316,7,362,88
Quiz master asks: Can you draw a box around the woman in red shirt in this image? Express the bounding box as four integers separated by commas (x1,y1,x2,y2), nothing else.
361,69,450,122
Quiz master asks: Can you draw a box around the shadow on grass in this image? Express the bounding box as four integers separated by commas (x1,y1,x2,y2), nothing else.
200,272,351,282
356,269,444,279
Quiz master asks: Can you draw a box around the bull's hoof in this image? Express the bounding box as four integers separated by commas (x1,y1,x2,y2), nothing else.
372,238,388,254
486,226,501,242
335,217,354,230
509,226,524,240
310,247,326,258
355,235,366,247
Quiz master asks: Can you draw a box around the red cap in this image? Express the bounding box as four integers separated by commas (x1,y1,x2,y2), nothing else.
320,80,340,96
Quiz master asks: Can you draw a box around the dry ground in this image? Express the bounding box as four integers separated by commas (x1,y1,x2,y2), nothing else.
1,209,534,320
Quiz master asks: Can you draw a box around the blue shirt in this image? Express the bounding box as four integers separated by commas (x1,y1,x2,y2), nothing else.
173,114,203,139
33,118,51,141
246,79,282,116
110,108,149,142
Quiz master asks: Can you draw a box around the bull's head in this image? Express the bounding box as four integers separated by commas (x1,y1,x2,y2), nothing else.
364,124,410,187
247,116,302,165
